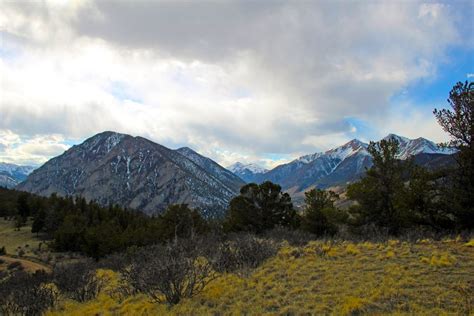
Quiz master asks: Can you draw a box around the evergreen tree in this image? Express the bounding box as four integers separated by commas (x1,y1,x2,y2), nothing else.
224,181,297,233
158,204,209,241
31,208,46,236
54,215,87,252
433,81,474,229
347,138,408,235
301,188,342,236
403,166,454,230
16,193,30,219
14,215,24,231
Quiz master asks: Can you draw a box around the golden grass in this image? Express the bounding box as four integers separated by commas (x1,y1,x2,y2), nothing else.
47,238,474,315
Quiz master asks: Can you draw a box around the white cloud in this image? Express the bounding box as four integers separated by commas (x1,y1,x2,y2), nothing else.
373,103,449,144
0,130,70,165
0,0,466,166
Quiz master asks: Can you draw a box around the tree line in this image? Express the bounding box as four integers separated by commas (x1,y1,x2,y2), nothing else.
0,81,472,260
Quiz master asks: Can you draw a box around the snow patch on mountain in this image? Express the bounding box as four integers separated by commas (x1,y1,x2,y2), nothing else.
228,162,268,174
383,134,456,160
0,162,37,188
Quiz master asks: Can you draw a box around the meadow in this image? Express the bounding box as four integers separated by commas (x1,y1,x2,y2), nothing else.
0,218,46,257
48,237,474,315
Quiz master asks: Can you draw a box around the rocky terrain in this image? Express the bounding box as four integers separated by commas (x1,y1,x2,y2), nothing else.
17,132,245,217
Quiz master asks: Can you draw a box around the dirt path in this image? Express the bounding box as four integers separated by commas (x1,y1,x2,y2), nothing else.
0,255,51,273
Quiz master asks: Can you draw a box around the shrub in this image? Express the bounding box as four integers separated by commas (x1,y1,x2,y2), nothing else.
211,233,279,273
98,250,136,272
122,239,217,305
264,226,315,246
7,261,22,271
0,270,57,316
53,260,105,302
0,246,6,255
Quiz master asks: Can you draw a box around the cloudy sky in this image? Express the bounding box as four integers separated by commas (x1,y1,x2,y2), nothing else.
0,0,473,168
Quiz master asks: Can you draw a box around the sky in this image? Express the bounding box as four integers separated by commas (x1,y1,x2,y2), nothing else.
0,0,473,168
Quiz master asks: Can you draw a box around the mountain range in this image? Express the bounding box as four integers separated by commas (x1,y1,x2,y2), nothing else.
14,131,455,216
229,134,455,194
227,162,268,183
17,131,245,217
0,163,36,188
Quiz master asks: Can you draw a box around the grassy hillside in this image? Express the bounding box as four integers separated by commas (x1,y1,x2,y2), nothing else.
48,238,474,315
0,218,46,256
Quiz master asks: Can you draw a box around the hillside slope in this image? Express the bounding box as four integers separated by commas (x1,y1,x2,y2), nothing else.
17,132,244,217
47,238,474,315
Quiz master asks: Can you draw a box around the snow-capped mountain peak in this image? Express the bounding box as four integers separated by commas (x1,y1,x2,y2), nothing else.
383,133,410,144
295,152,324,164
380,134,455,159
0,162,37,188
227,162,268,183
325,139,369,160
228,162,267,174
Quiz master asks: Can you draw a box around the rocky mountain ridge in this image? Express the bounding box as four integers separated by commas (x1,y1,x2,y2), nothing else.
17,131,245,217
229,134,455,193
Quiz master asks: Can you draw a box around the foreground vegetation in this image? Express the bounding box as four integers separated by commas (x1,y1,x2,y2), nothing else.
1,229,472,315
43,237,474,315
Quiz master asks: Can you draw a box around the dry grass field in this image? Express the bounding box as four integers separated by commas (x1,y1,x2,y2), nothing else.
48,238,474,315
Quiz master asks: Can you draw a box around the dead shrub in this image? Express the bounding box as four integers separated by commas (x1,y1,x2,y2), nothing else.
122,239,217,305
53,259,105,302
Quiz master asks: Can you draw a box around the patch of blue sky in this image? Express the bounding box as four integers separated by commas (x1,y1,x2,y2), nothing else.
170,69,202,94
63,139,81,147
344,117,377,142
0,33,22,61
108,81,143,103
262,153,294,162
390,46,473,110
231,87,253,99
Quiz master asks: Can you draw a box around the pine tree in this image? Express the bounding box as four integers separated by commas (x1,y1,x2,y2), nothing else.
301,188,341,236
158,204,209,242
347,138,408,235
433,81,474,229
224,181,297,233
31,209,46,236
16,193,30,219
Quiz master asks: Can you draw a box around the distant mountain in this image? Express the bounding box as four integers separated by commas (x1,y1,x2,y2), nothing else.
254,134,455,193
227,162,268,183
17,131,245,217
176,147,244,193
0,162,36,188
383,134,455,160
412,153,456,170
257,139,370,191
